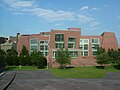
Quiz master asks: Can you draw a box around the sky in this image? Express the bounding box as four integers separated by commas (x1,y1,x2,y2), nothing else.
0,0,120,44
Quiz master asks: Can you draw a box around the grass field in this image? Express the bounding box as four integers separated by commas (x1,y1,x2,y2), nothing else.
49,66,120,78
6,66,120,78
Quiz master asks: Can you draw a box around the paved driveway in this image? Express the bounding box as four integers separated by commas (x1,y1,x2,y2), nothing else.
7,71,120,90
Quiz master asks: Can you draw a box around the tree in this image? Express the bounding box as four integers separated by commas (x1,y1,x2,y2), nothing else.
96,47,110,69
0,49,6,72
108,49,119,64
108,49,120,69
19,45,30,65
5,48,19,66
30,51,47,68
97,47,105,55
56,48,71,69
116,50,120,67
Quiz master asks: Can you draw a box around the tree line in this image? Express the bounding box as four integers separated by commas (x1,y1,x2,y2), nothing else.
0,45,47,69
96,47,120,69
0,45,120,70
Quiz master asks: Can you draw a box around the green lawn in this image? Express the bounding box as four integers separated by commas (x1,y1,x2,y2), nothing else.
49,66,120,78
6,66,120,78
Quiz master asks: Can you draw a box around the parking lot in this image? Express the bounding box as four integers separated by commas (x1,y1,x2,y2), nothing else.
1,70,118,90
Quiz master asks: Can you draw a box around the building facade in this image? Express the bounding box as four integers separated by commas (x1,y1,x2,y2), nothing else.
17,28,118,67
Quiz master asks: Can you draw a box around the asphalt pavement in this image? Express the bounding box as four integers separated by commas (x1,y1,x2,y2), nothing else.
1,70,120,90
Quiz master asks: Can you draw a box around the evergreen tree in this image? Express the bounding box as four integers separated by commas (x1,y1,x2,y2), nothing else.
19,45,30,65
6,48,19,65
0,49,6,72
31,51,47,68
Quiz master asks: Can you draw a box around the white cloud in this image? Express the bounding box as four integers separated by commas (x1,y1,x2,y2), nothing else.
80,6,98,11
77,14,99,27
30,8,75,21
1,0,75,22
80,6,89,10
77,14,99,32
90,8,97,11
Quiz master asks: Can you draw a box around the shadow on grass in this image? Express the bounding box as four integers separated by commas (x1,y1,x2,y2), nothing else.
113,65,120,70
58,66,75,69
95,66,105,69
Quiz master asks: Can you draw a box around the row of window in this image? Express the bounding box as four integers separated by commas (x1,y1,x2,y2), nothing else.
52,51,78,58
30,37,100,56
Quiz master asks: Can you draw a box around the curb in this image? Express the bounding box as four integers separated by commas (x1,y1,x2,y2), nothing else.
3,72,16,90
0,72,5,77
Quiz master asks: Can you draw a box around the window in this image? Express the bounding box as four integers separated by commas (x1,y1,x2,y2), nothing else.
92,51,97,56
69,51,78,58
40,41,44,44
68,37,76,48
91,38,99,44
30,38,38,44
39,40,49,56
53,51,57,58
45,52,48,56
68,43,74,48
55,43,64,48
45,45,48,50
55,34,64,42
30,38,38,52
84,44,88,50
91,38,99,56
84,51,88,56
80,39,89,56
55,34,64,48
68,38,75,42
40,45,44,50
30,46,38,52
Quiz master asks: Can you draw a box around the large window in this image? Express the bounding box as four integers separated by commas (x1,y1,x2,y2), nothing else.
80,39,89,56
55,34,64,42
68,37,76,48
91,38,100,56
55,34,64,48
30,38,38,52
40,40,49,56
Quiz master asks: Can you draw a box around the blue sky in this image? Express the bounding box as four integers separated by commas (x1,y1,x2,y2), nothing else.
0,0,120,44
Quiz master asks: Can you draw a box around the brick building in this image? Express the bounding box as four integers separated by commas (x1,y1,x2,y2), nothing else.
17,28,118,67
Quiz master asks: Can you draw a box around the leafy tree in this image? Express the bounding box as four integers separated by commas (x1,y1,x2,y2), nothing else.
106,48,120,69
31,51,47,68
96,47,110,69
56,48,71,69
116,50,120,67
97,47,105,55
5,48,19,65
19,45,30,65
0,49,6,72
108,49,119,64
